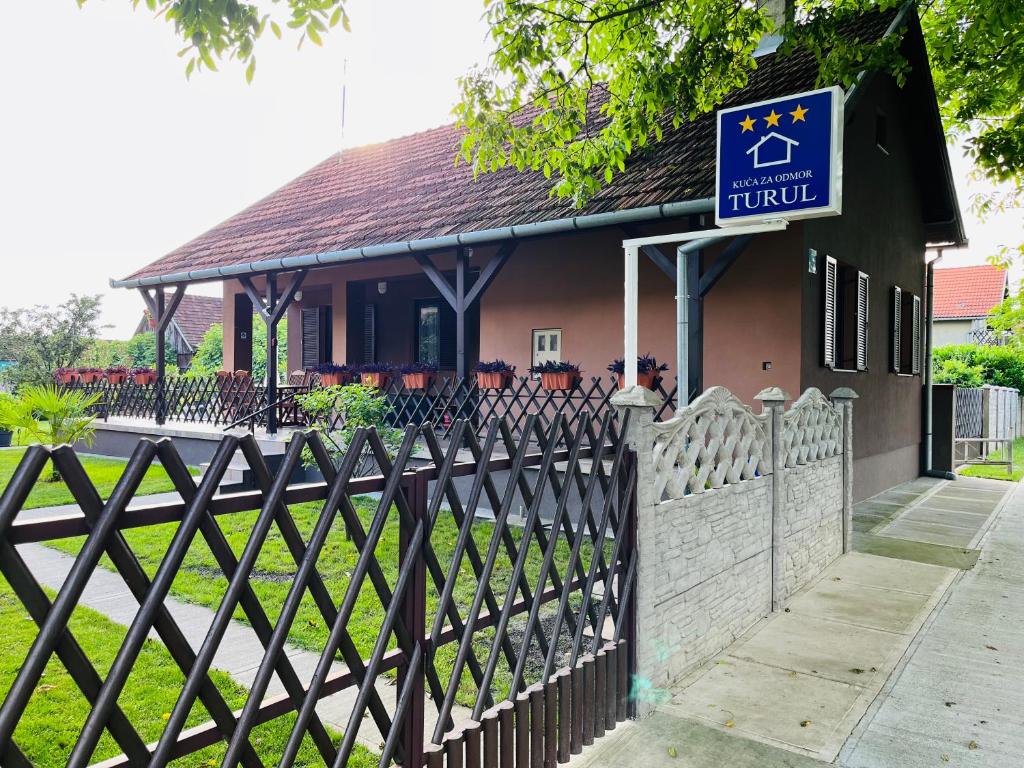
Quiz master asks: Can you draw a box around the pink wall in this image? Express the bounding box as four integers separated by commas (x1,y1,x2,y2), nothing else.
220,227,802,406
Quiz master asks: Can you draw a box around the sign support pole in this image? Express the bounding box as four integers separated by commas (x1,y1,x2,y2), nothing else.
621,220,788,403
624,245,639,388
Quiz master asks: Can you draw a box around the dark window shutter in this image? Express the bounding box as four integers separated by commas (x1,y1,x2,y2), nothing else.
823,256,837,368
363,303,376,363
911,294,922,374
892,286,902,374
301,308,320,369
856,271,869,371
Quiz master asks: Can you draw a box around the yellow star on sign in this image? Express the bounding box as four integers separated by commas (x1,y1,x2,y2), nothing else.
739,114,756,133
764,109,782,127
790,104,809,122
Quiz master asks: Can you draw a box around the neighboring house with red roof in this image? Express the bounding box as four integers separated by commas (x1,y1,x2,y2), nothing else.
135,294,223,370
111,8,965,501
931,265,1009,347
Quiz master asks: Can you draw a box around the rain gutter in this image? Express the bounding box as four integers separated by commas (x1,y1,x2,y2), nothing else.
111,197,715,289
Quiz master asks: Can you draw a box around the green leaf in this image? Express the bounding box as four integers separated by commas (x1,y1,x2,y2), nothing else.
245,57,256,84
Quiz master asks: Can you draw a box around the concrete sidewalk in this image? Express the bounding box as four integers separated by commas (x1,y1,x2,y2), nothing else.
659,553,956,762
839,479,1024,767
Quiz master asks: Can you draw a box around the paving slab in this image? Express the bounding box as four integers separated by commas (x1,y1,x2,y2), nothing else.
786,577,937,634
853,532,979,570
570,712,824,768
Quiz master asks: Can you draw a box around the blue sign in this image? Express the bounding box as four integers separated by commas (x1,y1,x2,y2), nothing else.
715,85,843,226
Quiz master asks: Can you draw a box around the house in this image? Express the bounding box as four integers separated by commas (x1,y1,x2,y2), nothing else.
746,132,800,168
931,265,1008,347
111,8,964,501
134,294,223,370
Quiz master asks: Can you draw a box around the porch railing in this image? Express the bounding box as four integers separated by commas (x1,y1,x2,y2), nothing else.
66,373,680,439
0,412,637,767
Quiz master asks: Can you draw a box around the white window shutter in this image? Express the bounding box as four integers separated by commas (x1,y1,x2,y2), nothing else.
824,256,837,368
856,271,869,371
892,286,902,374
912,294,922,374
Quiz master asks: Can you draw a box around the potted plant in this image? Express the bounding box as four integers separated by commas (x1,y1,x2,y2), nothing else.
400,362,438,390
473,360,516,390
54,367,78,385
529,361,581,391
608,354,669,390
315,362,356,387
77,367,102,384
359,362,394,389
104,366,129,385
131,366,157,385
0,392,15,448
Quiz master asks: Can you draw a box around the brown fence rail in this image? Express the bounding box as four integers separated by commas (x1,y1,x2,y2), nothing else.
65,373,679,439
0,412,636,767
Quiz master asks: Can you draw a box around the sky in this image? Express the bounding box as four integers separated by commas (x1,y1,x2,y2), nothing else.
0,2,1019,340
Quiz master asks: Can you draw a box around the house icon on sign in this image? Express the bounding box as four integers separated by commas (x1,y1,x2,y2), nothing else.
746,132,799,168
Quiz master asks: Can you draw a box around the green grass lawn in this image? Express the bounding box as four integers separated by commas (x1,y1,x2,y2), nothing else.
0,579,376,767
0,447,185,510
48,497,603,707
958,437,1024,482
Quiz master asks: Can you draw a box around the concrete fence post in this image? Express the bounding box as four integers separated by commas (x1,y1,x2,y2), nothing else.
610,385,662,715
830,388,858,554
754,386,789,613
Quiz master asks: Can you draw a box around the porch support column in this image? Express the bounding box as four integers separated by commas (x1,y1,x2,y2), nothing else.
139,284,185,425
239,269,308,434
414,242,517,380
455,247,468,379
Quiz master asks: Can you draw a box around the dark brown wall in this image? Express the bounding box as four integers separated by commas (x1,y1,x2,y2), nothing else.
801,74,928,501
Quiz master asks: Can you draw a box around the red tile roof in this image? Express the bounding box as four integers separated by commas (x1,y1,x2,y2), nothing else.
124,12,897,283
172,294,224,348
138,294,223,349
933,265,1007,319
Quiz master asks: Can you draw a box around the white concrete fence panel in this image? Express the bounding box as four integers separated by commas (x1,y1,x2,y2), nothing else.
612,384,855,709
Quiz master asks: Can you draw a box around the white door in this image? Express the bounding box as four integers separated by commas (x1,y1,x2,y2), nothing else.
532,329,562,371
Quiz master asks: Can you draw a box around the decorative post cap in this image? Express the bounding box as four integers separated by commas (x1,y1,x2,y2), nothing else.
829,387,859,401
610,385,664,408
754,386,791,404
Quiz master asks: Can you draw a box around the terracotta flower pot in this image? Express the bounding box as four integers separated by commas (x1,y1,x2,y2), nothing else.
540,371,579,391
361,372,390,389
402,372,433,390
616,371,660,390
79,371,100,384
476,371,513,390
105,373,127,385
55,370,77,384
133,372,157,386
320,371,352,387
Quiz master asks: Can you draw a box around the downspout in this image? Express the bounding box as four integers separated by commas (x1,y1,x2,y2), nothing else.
676,245,689,407
924,249,956,480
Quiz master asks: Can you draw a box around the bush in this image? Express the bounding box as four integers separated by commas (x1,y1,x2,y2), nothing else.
295,383,402,475
932,344,1024,391
933,358,985,387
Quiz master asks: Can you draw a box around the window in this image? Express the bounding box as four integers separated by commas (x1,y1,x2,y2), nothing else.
300,306,332,368
362,303,376,363
823,256,869,371
891,287,922,374
414,299,458,368
532,329,562,370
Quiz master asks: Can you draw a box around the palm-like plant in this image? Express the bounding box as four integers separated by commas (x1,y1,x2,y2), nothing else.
8,384,101,450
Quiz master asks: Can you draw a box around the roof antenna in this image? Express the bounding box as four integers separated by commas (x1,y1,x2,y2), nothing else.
339,58,348,157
